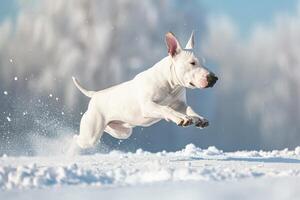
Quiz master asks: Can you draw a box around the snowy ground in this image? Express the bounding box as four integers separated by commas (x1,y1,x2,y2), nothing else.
1,144,300,200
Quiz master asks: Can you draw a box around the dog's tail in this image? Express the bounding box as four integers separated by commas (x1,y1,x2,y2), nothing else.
72,77,95,98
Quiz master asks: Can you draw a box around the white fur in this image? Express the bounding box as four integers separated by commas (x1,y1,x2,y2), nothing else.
72,32,216,149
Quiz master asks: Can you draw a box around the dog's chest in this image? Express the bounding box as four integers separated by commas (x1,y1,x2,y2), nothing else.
154,86,184,105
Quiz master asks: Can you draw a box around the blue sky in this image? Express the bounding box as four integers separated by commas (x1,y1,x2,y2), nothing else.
0,0,18,23
201,0,298,35
0,0,299,36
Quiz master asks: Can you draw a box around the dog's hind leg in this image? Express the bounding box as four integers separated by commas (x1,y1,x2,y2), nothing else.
75,109,106,149
104,121,133,139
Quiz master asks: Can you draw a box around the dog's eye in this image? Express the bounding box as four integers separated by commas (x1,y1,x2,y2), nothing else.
190,61,196,66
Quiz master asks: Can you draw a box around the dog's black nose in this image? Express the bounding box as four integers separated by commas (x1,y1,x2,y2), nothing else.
206,73,218,88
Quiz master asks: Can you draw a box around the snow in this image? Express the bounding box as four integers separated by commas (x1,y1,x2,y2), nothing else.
2,178,299,200
6,117,11,122
0,144,299,199
3,91,8,95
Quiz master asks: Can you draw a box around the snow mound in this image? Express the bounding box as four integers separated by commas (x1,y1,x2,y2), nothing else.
0,144,300,190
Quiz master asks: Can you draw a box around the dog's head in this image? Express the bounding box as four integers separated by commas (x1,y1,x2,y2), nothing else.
166,32,218,89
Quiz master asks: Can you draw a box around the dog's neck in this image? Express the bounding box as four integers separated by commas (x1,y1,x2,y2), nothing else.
165,57,184,90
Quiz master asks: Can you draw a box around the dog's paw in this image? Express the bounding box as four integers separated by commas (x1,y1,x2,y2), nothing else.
177,116,193,127
194,117,209,129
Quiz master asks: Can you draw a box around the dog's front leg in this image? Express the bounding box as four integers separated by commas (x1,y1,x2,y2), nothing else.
171,101,209,129
186,106,209,128
142,101,193,126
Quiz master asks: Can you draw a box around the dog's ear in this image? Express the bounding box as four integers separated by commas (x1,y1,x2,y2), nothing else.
165,32,182,57
185,31,194,49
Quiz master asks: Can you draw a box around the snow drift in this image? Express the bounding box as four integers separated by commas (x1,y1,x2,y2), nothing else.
1,144,300,190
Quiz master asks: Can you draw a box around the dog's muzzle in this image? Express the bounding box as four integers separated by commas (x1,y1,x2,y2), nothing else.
206,73,218,88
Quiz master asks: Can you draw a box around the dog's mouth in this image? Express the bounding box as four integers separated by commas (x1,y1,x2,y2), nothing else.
189,81,206,89
189,82,196,87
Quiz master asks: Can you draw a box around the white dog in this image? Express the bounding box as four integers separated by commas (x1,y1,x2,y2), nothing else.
72,32,218,149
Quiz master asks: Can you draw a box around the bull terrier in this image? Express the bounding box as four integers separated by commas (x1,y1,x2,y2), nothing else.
72,32,218,149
